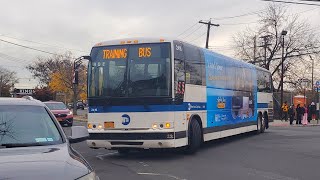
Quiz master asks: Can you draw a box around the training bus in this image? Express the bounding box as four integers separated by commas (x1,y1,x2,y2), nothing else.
86,37,273,153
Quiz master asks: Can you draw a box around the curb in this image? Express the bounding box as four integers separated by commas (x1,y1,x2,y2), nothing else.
270,123,320,127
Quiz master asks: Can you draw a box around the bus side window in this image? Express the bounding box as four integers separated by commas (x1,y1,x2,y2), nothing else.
257,70,271,92
199,50,206,86
183,44,202,85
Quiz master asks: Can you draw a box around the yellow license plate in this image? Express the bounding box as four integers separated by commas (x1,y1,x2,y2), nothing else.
104,122,114,129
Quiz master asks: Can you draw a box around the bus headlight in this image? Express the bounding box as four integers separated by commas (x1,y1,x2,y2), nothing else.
152,123,158,129
97,124,103,130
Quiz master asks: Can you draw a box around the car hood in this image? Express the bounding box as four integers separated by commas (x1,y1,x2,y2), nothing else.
0,143,91,180
51,109,71,114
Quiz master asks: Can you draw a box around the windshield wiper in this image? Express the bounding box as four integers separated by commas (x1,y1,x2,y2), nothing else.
0,142,49,148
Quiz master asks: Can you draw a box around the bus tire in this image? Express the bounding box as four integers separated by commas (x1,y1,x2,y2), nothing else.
257,114,265,134
264,112,269,129
186,119,202,154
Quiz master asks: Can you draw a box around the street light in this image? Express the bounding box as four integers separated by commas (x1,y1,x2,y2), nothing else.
300,78,310,106
280,30,287,119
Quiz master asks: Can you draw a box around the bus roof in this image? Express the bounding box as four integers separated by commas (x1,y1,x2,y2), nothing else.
92,37,270,74
92,37,174,47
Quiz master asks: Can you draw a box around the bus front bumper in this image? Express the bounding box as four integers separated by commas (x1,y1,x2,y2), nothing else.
87,131,187,149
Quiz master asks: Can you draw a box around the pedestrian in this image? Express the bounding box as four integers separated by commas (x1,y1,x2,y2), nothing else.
309,102,316,122
288,104,295,125
302,104,308,126
296,104,303,125
281,101,289,121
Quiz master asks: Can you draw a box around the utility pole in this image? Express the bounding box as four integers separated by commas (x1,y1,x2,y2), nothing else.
253,36,257,65
199,19,219,49
310,55,314,99
72,56,90,115
280,30,287,120
258,35,272,68
0,76,2,97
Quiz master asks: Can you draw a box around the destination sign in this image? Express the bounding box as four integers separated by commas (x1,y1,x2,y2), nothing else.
103,49,127,59
102,47,153,59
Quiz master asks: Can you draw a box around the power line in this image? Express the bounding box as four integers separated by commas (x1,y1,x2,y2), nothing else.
212,9,267,20
0,52,31,64
220,21,259,26
262,0,320,6
179,24,205,40
0,38,58,55
0,34,87,53
177,22,199,37
190,31,207,42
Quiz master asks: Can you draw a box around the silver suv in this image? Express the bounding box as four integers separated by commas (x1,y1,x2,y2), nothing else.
0,97,99,180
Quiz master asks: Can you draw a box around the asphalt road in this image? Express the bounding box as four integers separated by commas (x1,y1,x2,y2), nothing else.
63,122,320,180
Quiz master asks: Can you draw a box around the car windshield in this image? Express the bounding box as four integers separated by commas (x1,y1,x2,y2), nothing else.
0,105,63,147
45,102,67,110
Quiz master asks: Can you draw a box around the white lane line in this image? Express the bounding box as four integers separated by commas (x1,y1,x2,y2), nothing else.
139,162,149,167
96,152,118,160
137,172,187,180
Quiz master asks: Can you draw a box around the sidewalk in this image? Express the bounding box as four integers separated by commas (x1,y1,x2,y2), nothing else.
270,119,320,127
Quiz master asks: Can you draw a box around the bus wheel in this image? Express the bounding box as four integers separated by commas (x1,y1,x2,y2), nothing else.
264,113,269,129
186,119,202,154
257,114,265,134
117,149,130,155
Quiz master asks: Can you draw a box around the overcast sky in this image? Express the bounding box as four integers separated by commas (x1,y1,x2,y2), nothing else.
0,0,319,88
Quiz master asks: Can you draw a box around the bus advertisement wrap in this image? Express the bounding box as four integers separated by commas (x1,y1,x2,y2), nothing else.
204,50,258,128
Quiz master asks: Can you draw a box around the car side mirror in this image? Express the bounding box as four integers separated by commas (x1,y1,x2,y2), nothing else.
69,126,89,144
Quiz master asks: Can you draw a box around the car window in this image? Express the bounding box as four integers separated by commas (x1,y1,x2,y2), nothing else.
44,102,67,110
0,105,63,146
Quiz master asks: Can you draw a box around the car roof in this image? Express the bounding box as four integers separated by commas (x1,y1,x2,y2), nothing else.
0,97,46,107
43,101,64,104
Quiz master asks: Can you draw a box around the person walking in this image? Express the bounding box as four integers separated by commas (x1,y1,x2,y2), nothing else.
288,104,295,125
309,102,316,122
302,104,308,126
296,104,303,125
281,101,289,122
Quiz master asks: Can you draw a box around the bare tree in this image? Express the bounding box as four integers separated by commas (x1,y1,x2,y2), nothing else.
233,4,319,91
0,67,18,97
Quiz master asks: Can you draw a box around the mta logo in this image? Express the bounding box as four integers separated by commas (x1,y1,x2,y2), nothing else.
122,114,130,125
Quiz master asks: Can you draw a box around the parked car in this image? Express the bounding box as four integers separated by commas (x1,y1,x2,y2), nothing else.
0,97,99,180
44,101,73,127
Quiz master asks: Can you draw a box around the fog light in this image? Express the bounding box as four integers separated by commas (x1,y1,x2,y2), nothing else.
152,124,157,129
87,123,93,129
159,124,164,128
165,123,171,128
93,124,96,129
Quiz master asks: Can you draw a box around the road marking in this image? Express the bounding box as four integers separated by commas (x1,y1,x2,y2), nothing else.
139,162,149,167
137,172,187,180
96,152,118,160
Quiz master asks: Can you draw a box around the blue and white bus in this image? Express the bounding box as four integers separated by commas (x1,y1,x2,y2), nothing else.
86,37,273,153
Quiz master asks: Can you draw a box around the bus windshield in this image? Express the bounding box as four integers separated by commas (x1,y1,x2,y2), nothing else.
89,43,171,98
